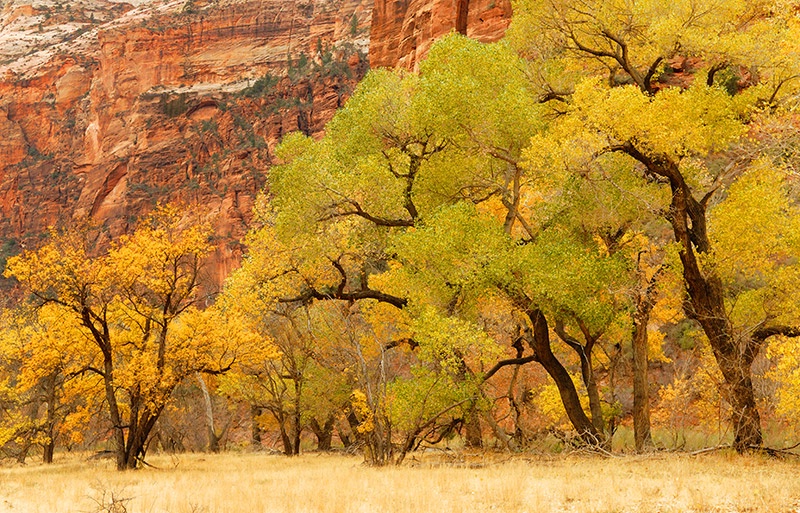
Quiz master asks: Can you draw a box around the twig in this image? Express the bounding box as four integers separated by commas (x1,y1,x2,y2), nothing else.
689,445,731,456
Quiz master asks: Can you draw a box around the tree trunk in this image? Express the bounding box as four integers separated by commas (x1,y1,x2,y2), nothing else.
196,373,221,452
583,351,605,434
526,309,599,443
554,320,605,434
619,144,765,452
251,405,263,448
464,408,483,448
338,416,355,448
310,416,335,451
42,440,55,464
632,268,657,452
123,407,162,469
104,361,128,470
716,350,762,450
42,373,57,464
667,165,762,451
279,422,293,455
291,379,302,456
15,442,30,464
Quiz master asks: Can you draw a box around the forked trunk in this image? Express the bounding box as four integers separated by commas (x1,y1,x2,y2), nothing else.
310,416,335,451
526,309,599,444
620,144,765,452
714,349,763,451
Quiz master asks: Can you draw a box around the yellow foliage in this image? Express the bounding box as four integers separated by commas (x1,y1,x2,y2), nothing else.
350,390,375,434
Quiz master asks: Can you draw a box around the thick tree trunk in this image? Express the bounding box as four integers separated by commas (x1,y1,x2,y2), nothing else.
668,169,762,452
526,309,599,443
310,416,335,451
464,408,483,448
715,350,762,450
621,145,763,451
251,406,263,447
42,441,55,464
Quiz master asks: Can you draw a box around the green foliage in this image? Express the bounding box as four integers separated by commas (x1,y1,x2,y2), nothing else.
387,367,473,433
162,93,189,118
240,73,279,98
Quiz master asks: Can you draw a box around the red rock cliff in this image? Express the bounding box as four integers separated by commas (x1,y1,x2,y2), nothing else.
0,0,371,287
369,0,511,70
0,0,509,288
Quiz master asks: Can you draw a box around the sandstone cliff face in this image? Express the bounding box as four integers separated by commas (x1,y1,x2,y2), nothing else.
0,0,510,288
369,0,511,70
0,0,372,286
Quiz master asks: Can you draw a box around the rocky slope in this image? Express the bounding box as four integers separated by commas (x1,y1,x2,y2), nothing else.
0,0,509,286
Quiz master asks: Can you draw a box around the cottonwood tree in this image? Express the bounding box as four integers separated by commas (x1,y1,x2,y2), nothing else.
5,206,245,469
245,35,668,451
510,0,800,451
0,305,100,463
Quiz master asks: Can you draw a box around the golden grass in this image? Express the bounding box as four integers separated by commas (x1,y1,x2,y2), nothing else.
1,451,799,513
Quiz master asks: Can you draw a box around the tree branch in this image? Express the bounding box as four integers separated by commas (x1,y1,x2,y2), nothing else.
481,356,537,382
753,325,800,342
319,200,414,227
279,286,408,309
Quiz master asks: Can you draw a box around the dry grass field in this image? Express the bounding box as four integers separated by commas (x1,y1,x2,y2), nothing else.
0,451,799,513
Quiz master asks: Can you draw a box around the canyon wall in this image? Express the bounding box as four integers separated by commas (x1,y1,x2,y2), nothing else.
369,0,511,70
0,0,510,287
0,0,372,285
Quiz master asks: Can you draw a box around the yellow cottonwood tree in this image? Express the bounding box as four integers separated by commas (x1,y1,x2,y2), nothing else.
511,0,800,450
5,206,245,469
0,305,100,463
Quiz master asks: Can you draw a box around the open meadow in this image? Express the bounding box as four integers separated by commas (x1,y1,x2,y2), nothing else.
1,451,799,513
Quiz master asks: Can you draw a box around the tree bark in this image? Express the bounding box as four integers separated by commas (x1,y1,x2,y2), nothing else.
464,408,483,448
632,266,658,452
42,440,55,464
291,378,302,456
716,351,762,450
251,405,263,448
310,416,335,451
554,320,605,434
42,373,57,464
278,418,293,455
196,373,221,453
526,309,599,443
620,144,763,451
